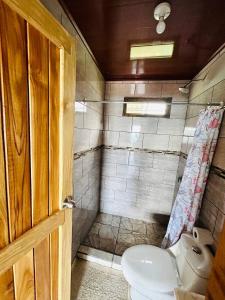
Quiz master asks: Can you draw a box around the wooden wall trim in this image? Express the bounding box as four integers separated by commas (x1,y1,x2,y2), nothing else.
2,0,72,53
0,210,65,276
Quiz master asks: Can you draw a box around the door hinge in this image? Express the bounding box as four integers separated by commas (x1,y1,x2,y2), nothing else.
63,195,76,208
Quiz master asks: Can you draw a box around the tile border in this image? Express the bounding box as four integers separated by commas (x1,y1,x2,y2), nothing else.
74,144,182,161
104,145,180,156
74,145,103,160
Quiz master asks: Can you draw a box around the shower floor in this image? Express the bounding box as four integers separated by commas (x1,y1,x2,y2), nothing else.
81,213,167,256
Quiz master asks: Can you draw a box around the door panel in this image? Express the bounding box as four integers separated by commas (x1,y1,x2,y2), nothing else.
0,86,14,299
49,42,60,300
28,24,51,300
0,2,35,299
0,0,75,299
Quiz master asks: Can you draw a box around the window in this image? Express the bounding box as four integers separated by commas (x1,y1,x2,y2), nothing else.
130,42,174,60
123,97,172,118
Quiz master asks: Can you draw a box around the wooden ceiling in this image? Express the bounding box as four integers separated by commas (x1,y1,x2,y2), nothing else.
61,0,225,80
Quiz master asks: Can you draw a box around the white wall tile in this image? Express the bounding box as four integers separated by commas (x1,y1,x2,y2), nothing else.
104,102,123,116
170,104,187,119
100,80,189,220
104,149,129,165
84,108,103,130
108,116,132,132
116,164,139,179
132,117,158,133
102,163,117,177
129,151,153,167
73,158,83,181
103,176,127,192
109,83,135,98
114,190,137,203
181,136,188,154
126,178,150,193
168,135,183,151
74,128,90,152
143,134,169,150
75,112,84,128
153,153,179,171
103,131,119,146
135,82,162,97
157,119,185,135
118,132,143,148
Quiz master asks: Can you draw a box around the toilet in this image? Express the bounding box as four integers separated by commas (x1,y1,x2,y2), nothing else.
121,233,213,300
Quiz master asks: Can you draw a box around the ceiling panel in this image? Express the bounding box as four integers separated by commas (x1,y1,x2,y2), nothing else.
61,0,225,80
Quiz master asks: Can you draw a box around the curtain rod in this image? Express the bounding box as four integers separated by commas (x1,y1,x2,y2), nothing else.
76,99,224,107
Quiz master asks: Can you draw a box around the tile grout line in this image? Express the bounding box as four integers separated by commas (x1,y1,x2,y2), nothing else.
113,216,122,257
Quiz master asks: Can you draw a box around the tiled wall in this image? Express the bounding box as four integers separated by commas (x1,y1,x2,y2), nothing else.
73,38,104,259
181,48,225,250
40,0,105,260
101,81,188,222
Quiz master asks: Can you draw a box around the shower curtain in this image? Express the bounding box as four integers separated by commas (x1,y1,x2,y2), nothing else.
162,107,224,248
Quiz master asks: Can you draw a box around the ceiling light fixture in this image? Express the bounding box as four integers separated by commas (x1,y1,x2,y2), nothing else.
130,42,174,60
154,2,171,34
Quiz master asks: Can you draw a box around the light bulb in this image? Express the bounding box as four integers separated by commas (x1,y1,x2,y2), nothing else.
156,16,166,34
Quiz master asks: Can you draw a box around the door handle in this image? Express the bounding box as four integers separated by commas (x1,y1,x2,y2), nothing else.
63,195,76,208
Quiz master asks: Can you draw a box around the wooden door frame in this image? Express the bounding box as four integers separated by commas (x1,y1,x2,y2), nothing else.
0,0,75,299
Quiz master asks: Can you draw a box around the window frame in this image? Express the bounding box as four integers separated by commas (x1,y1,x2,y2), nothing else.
123,97,172,118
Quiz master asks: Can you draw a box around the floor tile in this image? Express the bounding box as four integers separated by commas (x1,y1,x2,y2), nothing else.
83,222,119,253
96,213,121,227
71,259,128,300
81,212,167,256
120,216,147,234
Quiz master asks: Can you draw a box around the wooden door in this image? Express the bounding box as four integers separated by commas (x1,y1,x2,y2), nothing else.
206,222,225,300
0,0,75,299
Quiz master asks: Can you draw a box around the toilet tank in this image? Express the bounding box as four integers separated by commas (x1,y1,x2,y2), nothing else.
170,233,213,295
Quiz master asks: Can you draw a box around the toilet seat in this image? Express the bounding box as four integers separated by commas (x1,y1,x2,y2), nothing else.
121,245,178,297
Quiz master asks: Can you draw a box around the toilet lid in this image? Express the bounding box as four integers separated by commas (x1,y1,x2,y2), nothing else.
121,245,178,294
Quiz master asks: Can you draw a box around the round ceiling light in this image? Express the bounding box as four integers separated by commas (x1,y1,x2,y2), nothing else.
154,2,171,34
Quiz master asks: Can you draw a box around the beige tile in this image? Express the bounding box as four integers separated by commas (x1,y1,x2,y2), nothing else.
71,259,128,300
135,82,162,97
170,104,187,119
109,82,135,98
132,117,158,134
116,164,140,179
118,132,143,148
103,130,119,146
157,119,185,135
120,217,147,234
96,213,121,227
129,151,153,167
168,135,183,151
87,223,119,253
143,134,169,150
108,116,132,132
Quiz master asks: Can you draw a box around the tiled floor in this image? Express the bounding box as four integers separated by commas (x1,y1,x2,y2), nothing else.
82,213,167,255
71,259,128,300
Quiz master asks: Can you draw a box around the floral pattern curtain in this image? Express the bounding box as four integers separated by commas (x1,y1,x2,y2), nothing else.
162,107,224,248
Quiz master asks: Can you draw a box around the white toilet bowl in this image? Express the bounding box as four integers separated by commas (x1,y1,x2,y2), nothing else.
121,233,213,300
122,245,178,300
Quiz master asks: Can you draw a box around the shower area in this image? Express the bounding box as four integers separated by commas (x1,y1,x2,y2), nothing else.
72,33,225,262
